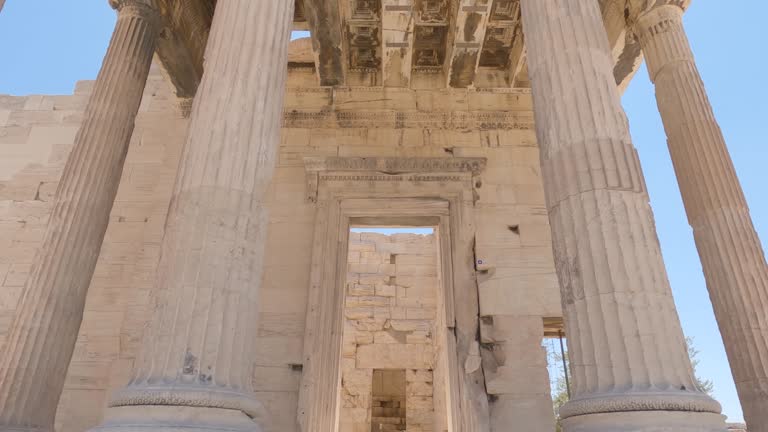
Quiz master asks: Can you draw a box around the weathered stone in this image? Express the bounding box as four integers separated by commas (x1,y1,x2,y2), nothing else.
0,2,746,431
521,0,724,430
633,5,768,430
0,3,160,431
90,1,295,431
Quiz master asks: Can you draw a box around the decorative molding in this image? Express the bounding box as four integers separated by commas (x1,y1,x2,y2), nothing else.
303,156,486,203
283,110,534,130
558,392,722,420
109,386,266,419
305,156,486,174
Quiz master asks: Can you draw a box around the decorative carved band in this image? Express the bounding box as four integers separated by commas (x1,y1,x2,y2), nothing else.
320,174,463,182
305,156,486,174
558,392,722,420
303,156,487,202
109,386,265,419
283,110,534,130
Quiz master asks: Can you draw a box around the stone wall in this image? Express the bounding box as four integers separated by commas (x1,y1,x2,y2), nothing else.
341,232,438,432
0,61,559,432
0,63,188,432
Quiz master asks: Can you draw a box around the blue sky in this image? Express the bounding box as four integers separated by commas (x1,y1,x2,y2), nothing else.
1,1,765,424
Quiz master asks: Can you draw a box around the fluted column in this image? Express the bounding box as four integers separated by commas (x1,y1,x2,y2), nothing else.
91,1,294,431
520,1,725,430
0,3,158,432
632,4,768,430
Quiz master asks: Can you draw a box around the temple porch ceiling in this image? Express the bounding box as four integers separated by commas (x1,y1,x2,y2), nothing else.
153,0,651,96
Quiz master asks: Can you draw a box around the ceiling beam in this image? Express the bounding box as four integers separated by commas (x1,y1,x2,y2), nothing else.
304,0,345,86
446,0,491,88
382,0,416,87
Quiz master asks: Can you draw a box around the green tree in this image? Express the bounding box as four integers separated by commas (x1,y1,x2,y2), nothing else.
550,336,713,430
687,336,715,395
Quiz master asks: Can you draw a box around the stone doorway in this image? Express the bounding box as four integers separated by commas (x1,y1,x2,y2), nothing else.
297,157,488,432
339,227,445,432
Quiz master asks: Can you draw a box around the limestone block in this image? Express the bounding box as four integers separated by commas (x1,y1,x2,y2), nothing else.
346,296,392,308
63,361,111,390
254,336,304,366
343,368,374,396
395,263,436,277
0,126,31,145
423,129,481,149
479,315,545,345
5,110,58,127
484,365,550,396
389,320,432,332
414,89,469,112
373,306,391,320
347,251,361,264
359,273,390,286
339,145,399,158
333,88,418,111
355,331,374,345
406,381,432,398
253,366,302,392
477,277,561,317
346,307,375,320
375,284,397,297
253,391,301,432
22,95,54,111
0,110,10,127
258,312,306,338
54,389,108,432
406,331,432,344
27,125,80,146
350,318,388,332
467,91,532,112
349,283,376,296
356,344,433,369
489,394,555,432
405,308,435,320
374,329,408,344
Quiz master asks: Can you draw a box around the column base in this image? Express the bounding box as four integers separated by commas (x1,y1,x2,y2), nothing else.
90,406,262,432
561,411,727,432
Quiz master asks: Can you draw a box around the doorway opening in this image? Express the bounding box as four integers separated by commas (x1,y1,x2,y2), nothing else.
339,226,448,432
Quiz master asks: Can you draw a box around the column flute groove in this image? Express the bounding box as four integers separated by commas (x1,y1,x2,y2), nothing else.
633,4,768,430
520,0,725,429
90,1,294,431
0,3,159,432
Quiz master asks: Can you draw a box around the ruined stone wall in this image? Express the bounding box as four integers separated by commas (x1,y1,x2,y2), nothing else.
341,232,438,432
0,63,559,432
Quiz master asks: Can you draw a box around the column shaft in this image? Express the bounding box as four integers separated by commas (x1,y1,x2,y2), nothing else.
98,0,294,430
635,5,768,430
520,0,723,429
0,2,158,431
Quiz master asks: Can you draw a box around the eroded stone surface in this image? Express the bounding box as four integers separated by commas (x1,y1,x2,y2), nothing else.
0,1,753,431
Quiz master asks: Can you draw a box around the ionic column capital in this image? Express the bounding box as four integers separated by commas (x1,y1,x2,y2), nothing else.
626,0,687,22
629,2,685,38
628,2,694,82
109,0,161,25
